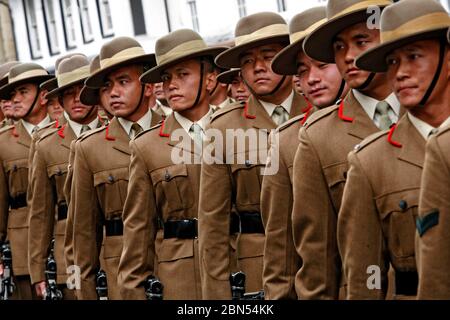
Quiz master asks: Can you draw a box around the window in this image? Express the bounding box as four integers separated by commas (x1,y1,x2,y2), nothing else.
60,0,77,49
276,0,286,12
78,0,94,43
129,0,146,36
42,0,60,55
96,0,114,37
23,0,43,59
187,0,199,32
237,0,246,17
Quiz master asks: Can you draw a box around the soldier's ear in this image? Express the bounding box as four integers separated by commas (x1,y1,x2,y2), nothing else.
39,90,48,106
144,83,154,98
204,71,217,93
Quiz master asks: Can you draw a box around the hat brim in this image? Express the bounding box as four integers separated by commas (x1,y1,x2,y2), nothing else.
86,54,157,87
40,77,57,92
304,7,390,64
215,35,289,69
272,39,305,75
80,86,100,106
0,75,53,100
141,47,228,83
46,77,88,100
356,28,450,73
217,69,240,84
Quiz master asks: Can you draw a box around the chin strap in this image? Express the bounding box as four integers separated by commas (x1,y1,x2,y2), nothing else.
356,72,376,91
243,75,288,99
191,61,205,109
419,39,446,108
333,79,347,104
23,87,41,119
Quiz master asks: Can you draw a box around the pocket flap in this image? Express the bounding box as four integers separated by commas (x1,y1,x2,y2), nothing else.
150,164,188,185
324,162,348,188
5,159,28,173
157,238,194,262
93,167,129,187
47,163,68,178
103,235,124,259
376,189,419,220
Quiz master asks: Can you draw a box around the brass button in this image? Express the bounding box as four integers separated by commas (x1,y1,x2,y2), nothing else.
165,171,171,181
12,164,17,171
108,175,115,183
399,200,408,211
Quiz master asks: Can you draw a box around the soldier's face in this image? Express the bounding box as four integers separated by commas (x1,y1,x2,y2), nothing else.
333,22,381,89
161,59,211,112
99,89,113,116
61,83,96,123
296,51,348,108
10,83,40,119
102,65,145,118
230,75,250,102
0,99,15,118
47,97,63,121
386,39,450,110
239,44,292,96
153,82,166,100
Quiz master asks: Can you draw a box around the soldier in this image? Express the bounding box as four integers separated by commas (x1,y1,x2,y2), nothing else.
152,82,172,117
199,12,311,299
118,29,227,300
70,37,161,300
291,0,403,299
0,61,20,128
217,68,251,102
338,0,450,299
0,63,53,299
261,6,349,300
39,78,63,122
210,65,235,109
28,55,100,300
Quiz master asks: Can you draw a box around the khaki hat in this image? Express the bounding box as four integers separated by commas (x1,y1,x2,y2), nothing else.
303,0,393,63
140,29,228,83
0,63,52,100
46,55,91,99
0,61,21,88
80,55,102,106
40,53,88,93
217,68,241,84
272,7,327,75
356,0,450,72
85,37,156,87
215,12,289,69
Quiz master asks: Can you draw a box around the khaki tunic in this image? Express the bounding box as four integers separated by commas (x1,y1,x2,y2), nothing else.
199,92,309,299
261,107,317,300
417,124,450,299
338,114,423,299
71,113,161,300
119,113,205,300
292,91,404,299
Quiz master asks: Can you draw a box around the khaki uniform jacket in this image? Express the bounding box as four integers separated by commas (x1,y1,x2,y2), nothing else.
0,118,14,129
71,113,161,300
119,113,206,300
199,92,309,299
338,114,423,299
417,124,450,299
0,121,33,275
292,91,404,299
28,122,78,285
261,106,317,300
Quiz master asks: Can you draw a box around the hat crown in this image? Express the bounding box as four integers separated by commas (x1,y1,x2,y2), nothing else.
100,36,144,60
0,61,20,79
90,55,101,74
289,7,326,34
235,12,286,38
9,63,48,79
156,29,206,58
327,0,392,19
54,53,87,73
58,55,90,75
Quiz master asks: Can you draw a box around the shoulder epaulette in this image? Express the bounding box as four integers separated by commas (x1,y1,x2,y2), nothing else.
210,101,245,123
37,127,59,142
436,123,450,137
38,121,58,132
353,130,388,153
0,125,14,134
134,122,162,140
303,104,339,128
277,114,305,133
79,126,106,142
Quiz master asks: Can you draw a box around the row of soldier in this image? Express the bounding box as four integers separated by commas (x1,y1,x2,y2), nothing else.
0,0,450,300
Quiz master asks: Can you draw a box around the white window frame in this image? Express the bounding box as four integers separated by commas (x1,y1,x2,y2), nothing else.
42,0,60,55
237,0,247,17
96,0,114,38
60,0,77,49
77,0,94,43
187,0,200,32
23,0,43,59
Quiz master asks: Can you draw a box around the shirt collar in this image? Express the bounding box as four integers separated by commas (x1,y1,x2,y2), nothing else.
65,111,99,138
258,90,294,118
353,89,401,120
408,112,437,141
118,109,153,138
22,115,51,136
440,116,450,129
173,106,214,135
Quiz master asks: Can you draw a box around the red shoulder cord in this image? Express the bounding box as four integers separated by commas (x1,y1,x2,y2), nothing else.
338,100,354,122
387,124,402,148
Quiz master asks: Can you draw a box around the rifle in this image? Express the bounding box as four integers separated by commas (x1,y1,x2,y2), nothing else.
96,269,108,300
0,241,15,300
43,239,63,300
144,275,164,300
230,271,265,300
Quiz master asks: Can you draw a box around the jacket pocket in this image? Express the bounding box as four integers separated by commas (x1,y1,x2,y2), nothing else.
323,162,348,212
103,235,123,259
376,189,419,259
47,164,68,203
156,238,194,262
93,167,129,217
150,164,194,214
5,158,28,196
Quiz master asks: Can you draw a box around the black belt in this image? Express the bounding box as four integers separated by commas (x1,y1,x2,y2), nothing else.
163,219,197,239
239,212,264,234
10,193,27,209
105,218,123,237
395,270,418,296
57,202,68,221
230,212,240,235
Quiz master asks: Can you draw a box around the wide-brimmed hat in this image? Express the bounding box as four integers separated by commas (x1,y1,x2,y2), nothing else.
0,63,53,100
46,55,91,99
85,37,156,87
0,61,21,88
303,0,393,64
80,55,102,106
215,12,289,69
140,29,228,83
356,0,450,72
217,68,241,84
272,7,327,75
